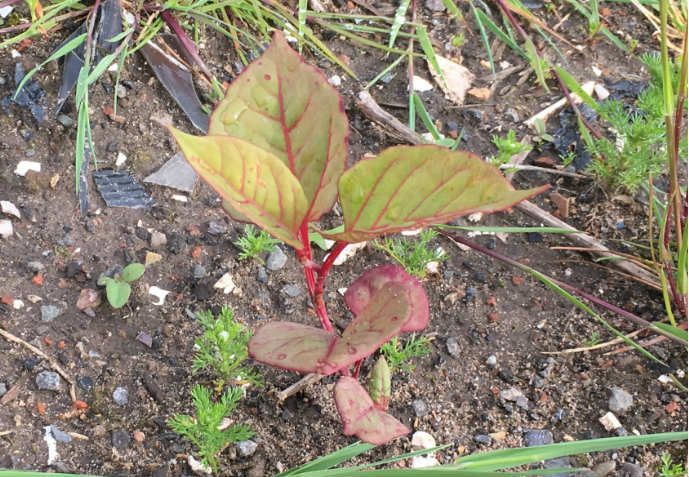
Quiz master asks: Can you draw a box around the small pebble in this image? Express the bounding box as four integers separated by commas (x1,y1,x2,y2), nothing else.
133,430,145,443
473,434,492,446
411,430,436,449
192,265,206,279
608,387,634,414
256,267,268,283
27,261,45,272
617,463,642,477
0,382,6,398
57,114,74,127
40,305,64,322
50,425,72,443
112,386,129,406
446,337,460,358
236,439,258,457
281,284,302,298
150,231,167,248
412,399,429,417
111,430,131,450
523,429,554,446
77,376,93,391
591,461,616,477
36,371,61,391
266,246,287,271
207,220,227,235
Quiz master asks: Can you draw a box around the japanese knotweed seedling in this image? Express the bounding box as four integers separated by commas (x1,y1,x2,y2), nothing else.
170,32,546,445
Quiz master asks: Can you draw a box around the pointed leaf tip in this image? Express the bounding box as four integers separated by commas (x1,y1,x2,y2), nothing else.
170,128,308,249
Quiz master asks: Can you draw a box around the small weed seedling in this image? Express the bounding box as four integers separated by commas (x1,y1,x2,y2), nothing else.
659,453,687,477
97,262,145,309
490,130,531,167
375,229,447,279
380,334,431,373
234,225,280,264
168,385,253,472
193,306,261,387
170,32,545,445
583,331,601,347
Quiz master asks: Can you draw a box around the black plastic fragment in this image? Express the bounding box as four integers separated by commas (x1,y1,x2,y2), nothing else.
7,63,47,123
552,103,598,171
93,169,155,209
55,23,86,113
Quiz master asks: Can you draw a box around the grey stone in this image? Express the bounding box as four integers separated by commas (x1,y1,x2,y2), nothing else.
281,284,302,298
266,246,287,271
192,265,206,279
0,382,6,397
608,387,633,414
412,399,429,417
515,396,530,410
207,220,227,235
236,439,258,457
50,425,72,443
524,429,553,446
150,231,167,248
27,261,45,272
112,387,129,406
111,430,131,450
591,461,616,477
500,386,524,401
257,267,268,284
57,114,74,127
473,434,492,445
144,152,198,193
446,337,460,358
36,371,61,391
425,0,446,11
77,376,93,391
617,463,642,477
40,305,63,322
485,355,497,367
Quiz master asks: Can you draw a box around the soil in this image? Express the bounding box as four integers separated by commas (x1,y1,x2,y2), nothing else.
0,1,686,476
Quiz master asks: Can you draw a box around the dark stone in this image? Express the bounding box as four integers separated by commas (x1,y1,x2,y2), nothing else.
526,232,543,243
473,434,492,446
77,376,93,391
498,369,514,383
167,232,185,254
24,356,41,370
111,430,131,449
524,429,554,446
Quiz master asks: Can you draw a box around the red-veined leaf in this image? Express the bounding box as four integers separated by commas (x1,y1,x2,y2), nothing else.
334,376,409,445
170,129,308,248
324,145,548,242
345,264,429,332
209,31,348,222
248,322,334,374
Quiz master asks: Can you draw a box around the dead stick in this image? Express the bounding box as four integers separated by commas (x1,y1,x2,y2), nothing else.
0,328,77,402
500,163,589,179
355,89,659,286
542,329,644,355
276,373,322,402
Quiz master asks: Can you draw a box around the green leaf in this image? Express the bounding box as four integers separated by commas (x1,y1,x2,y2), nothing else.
120,263,145,282
106,280,131,309
171,129,308,249
651,322,688,344
326,145,547,242
209,31,348,222
334,376,408,445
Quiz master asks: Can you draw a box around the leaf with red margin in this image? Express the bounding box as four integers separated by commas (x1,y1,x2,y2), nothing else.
170,129,307,249
248,322,334,374
318,281,411,375
334,376,409,445
324,145,549,242
344,264,429,332
209,31,348,222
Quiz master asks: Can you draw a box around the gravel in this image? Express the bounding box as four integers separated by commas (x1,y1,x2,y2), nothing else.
113,387,129,406
40,305,64,322
236,440,258,457
412,399,430,417
36,371,61,391
446,337,460,358
266,246,287,271
608,387,634,414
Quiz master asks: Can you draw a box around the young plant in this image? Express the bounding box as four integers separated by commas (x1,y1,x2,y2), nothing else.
169,32,546,445
659,453,687,477
583,330,601,347
489,130,531,167
97,262,145,309
168,385,253,472
234,224,280,263
193,306,261,386
375,229,447,279
380,334,431,373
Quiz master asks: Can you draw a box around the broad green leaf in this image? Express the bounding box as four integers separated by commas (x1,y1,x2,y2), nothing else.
248,322,334,374
345,264,429,332
120,263,145,282
106,281,131,309
334,376,409,445
326,145,548,242
367,356,391,410
209,31,348,222
320,282,410,375
171,129,308,248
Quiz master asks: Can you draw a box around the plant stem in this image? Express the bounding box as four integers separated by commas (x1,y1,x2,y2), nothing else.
160,9,213,81
298,223,333,333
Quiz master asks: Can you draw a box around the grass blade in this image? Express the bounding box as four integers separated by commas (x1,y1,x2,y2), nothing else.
651,322,688,343
279,442,374,475
417,25,443,80
471,4,496,73
389,0,411,49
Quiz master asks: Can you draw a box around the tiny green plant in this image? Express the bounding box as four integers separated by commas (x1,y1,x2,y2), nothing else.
659,453,687,477
380,334,431,373
490,130,531,167
375,229,448,279
193,306,261,386
234,224,280,263
168,385,253,473
170,32,546,445
583,330,601,347
97,262,145,309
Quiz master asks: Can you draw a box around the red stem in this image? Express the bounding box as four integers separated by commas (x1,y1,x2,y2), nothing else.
159,10,213,81
298,223,333,333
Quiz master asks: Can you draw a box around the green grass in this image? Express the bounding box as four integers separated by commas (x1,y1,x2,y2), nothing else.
380,334,431,373
375,229,447,279
659,453,688,477
234,224,280,264
168,385,253,472
489,130,531,167
192,306,261,387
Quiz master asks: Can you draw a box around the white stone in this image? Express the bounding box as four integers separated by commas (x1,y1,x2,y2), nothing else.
148,286,171,306
12,300,24,310
213,273,237,294
599,411,622,432
187,455,212,475
411,431,436,450
10,49,20,58
115,152,127,167
658,374,672,384
594,84,610,100
591,65,603,77
337,287,348,296
412,76,434,92
14,161,41,176
0,219,13,238
425,261,440,275
1,201,21,218
332,242,367,265
171,194,188,202
401,229,422,236
468,212,483,222
0,6,13,18
328,75,342,87
411,456,440,468
43,426,59,465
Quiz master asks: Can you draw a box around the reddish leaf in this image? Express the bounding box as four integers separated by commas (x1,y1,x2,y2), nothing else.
345,264,429,332
325,145,548,242
170,129,308,248
248,322,334,374
334,376,409,445
209,31,348,222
